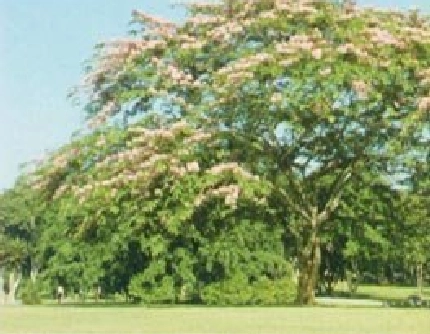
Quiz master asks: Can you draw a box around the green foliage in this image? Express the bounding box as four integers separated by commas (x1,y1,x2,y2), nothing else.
18,279,42,305
129,273,176,304
201,273,296,305
201,273,253,305
251,277,297,305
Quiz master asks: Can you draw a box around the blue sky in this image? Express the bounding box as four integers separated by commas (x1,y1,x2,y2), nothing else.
0,0,429,191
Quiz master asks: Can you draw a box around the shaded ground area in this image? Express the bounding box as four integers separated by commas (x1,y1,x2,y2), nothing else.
331,285,430,301
0,306,429,334
316,297,384,307
318,284,430,307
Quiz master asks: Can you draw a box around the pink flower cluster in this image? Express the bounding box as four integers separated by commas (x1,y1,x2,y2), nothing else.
417,68,430,86
31,177,49,191
229,71,255,82
133,128,175,140
75,156,198,204
366,28,404,48
208,162,259,180
95,147,153,169
275,0,318,14
74,149,175,203
49,148,80,170
319,67,331,76
260,10,278,19
132,10,176,29
72,168,151,204
216,52,273,84
170,119,188,131
276,35,312,53
242,18,257,27
130,120,188,140
270,92,282,104
155,62,196,86
218,53,274,76
186,161,200,173
207,21,244,42
88,101,118,129
212,185,240,207
132,10,177,39
336,43,368,60
170,160,200,177
83,38,167,92
184,131,213,144
52,155,69,169
186,14,226,26
275,34,324,63
34,121,217,204
92,121,201,174
53,184,69,200
183,1,222,11
31,148,79,191
351,80,369,100
194,184,241,208
177,34,199,43
181,40,205,50
417,97,430,112
401,27,430,43
177,34,205,50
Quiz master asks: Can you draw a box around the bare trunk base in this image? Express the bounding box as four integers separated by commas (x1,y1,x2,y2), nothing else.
296,236,321,305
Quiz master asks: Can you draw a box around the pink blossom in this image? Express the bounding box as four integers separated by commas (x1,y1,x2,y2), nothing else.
417,97,430,111
312,48,322,60
367,28,404,48
53,184,69,200
132,10,176,29
183,2,221,11
319,67,331,76
186,161,200,173
207,22,244,42
208,162,258,180
260,10,278,19
352,80,369,100
271,92,283,104
184,131,212,143
170,166,187,177
208,184,241,207
187,14,225,26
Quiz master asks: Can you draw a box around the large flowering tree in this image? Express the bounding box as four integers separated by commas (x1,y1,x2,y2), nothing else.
34,0,430,304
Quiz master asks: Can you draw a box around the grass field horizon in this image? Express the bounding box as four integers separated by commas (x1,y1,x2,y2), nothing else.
1,306,429,334
2,285,429,333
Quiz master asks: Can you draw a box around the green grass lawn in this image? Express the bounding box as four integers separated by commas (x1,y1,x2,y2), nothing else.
0,306,429,334
333,284,430,301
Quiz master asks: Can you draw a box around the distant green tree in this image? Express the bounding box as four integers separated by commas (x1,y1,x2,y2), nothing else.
398,162,430,295
0,180,42,302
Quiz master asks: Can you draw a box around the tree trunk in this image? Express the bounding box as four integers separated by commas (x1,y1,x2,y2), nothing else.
417,263,423,298
0,267,5,305
296,219,321,305
30,260,39,283
326,272,333,295
7,270,21,305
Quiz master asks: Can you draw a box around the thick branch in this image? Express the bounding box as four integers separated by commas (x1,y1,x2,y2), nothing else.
318,167,353,222
277,186,311,221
